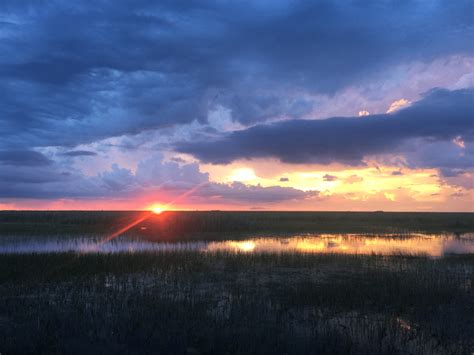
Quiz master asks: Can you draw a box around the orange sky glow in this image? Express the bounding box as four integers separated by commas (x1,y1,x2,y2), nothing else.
3,159,472,212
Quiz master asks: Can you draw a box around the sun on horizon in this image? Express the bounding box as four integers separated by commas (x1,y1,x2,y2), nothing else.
149,204,165,214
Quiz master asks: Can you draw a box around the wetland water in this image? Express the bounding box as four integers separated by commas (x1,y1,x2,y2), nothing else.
0,233,473,256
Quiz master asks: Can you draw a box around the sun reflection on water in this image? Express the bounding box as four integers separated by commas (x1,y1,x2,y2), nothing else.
228,241,256,252
205,234,474,257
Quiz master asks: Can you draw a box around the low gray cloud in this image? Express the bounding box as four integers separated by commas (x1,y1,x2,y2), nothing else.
62,150,97,157
323,174,338,182
439,168,466,178
196,182,318,203
0,154,317,203
177,88,474,168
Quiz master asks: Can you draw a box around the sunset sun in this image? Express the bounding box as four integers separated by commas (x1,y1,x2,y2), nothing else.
150,205,164,214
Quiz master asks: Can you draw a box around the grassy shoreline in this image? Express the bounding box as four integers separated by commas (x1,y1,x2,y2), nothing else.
1,211,473,238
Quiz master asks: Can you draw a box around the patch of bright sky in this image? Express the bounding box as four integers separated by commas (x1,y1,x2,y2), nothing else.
202,159,443,202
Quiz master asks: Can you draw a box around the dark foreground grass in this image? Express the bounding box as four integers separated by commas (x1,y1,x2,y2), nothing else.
1,211,473,238
1,252,473,354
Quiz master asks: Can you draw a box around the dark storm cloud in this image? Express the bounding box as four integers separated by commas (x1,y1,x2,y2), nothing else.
0,166,73,184
0,0,472,149
0,150,52,166
177,88,474,166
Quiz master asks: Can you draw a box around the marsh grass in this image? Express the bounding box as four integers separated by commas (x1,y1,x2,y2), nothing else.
1,211,472,353
1,251,473,354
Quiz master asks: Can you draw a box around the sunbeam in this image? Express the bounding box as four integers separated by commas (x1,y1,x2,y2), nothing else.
100,182,209,245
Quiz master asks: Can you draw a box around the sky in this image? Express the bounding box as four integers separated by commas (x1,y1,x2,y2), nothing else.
0,0,473,211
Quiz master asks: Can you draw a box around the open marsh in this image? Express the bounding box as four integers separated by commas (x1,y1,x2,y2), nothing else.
0,211,473,354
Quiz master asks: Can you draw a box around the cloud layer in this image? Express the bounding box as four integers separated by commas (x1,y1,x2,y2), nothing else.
0,153,317,204
1,0,473,149
177,88,474,167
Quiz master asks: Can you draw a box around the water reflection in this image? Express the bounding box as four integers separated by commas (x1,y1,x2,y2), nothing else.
206,234,474,256
0,233,473,257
